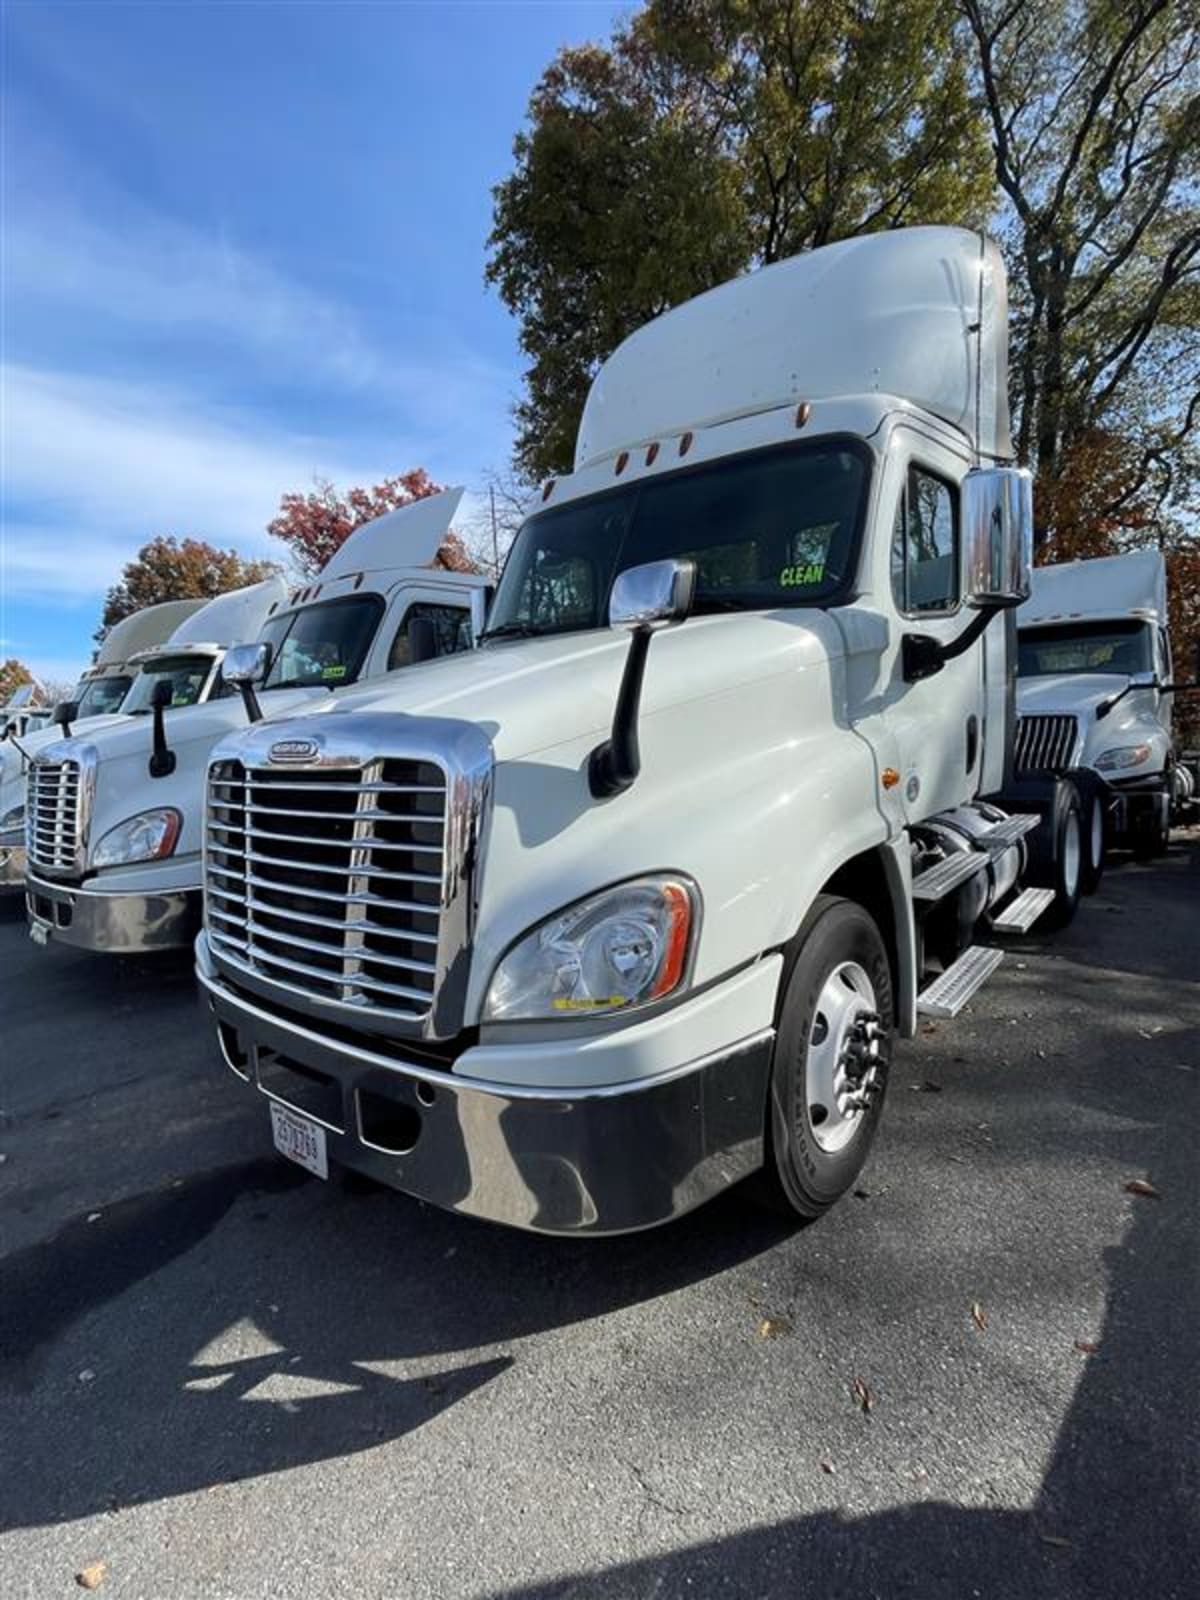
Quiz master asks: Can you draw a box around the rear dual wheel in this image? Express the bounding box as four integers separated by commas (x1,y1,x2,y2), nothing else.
759,896,894,1222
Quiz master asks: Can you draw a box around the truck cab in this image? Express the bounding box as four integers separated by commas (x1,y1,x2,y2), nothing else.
0,596,211,893
196,227,1103,1237
1015,551,1180,858
25,491,490,954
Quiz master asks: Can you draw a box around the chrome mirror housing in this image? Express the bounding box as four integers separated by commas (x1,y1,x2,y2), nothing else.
223,641,272,686
961,467,1033,609
608,559,696,631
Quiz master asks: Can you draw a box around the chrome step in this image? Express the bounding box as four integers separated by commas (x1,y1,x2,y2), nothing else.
991,885,1055,934
917,945,1005,1019
982,814,1041,849
912,851,985,901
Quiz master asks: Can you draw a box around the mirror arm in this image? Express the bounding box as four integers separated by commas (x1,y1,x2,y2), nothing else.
588,628,653,798
238,682,263,723
148,700,176,779
902,606,996,684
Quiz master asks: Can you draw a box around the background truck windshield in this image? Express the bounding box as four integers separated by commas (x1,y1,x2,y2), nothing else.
486,440,869,637
1018,621,1154,678
123,655,215,714
74,675,134,718
259,595,383,690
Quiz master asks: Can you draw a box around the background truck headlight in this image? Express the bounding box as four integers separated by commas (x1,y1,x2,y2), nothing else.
0,802,24,833
483,875,698,1022
1095,743,1152,771
91,808,182,868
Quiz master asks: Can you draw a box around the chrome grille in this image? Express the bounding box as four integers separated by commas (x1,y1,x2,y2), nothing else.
205,757,449,1024
1014,713,1079,774
27,759,82,873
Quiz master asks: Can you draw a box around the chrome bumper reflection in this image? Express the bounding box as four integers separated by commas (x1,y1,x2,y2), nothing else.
26,872,200,953
0,835,25,894
198,948,773,1236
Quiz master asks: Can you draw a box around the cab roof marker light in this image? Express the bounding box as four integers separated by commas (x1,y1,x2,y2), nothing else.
645,442,660,465
794,401,812,428
679,431,694,457
542,479,556,502
615,451,629,475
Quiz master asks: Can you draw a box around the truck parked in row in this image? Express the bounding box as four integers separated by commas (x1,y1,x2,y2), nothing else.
24,495,489,953
1,597,211,893
194,226,1118,1237
1016,550,1195,858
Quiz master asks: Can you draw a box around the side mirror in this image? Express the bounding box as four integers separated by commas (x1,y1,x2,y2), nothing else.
407,615,438,664
151,677,174,710
961,467,1034,609
223,641,272,724
589,559,696,799
608,559,696,630
53,700,79,738
148,676,177,778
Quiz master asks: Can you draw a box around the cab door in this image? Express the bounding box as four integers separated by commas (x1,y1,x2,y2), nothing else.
365,583,476,680
878,432,986,823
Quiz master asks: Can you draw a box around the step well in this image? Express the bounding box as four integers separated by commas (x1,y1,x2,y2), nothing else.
917,945,1005,1020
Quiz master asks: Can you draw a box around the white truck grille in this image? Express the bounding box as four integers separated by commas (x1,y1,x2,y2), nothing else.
1014,714,1078,774
27,759,83,873
205,758,449,1024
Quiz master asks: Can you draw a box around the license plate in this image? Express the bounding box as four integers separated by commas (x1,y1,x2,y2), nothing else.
29,921,49,946
269,1103,328,1179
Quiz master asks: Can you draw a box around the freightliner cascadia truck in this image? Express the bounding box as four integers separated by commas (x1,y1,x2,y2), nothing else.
23,493,488,954
197,226,1096,1234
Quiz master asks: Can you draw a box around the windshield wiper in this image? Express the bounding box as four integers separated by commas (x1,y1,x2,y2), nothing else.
479,621,540,642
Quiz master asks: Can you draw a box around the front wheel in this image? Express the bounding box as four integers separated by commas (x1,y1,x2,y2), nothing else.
758,896,894,1223
1079,785,1106,895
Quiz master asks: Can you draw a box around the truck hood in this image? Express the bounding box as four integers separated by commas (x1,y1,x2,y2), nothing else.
269,613,839,763
1015,673,1126,718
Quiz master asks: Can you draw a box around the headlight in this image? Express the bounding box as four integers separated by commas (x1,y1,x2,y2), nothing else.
91,808,182,868
0,802,24,833
1095,743,1152,772
483,875,698,1022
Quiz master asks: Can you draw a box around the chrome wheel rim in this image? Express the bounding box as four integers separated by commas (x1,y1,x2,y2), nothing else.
804,961,880,1154
1062,812,1081,898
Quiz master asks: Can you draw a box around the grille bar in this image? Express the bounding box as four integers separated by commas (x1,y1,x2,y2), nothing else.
27,759,83,873
1014,714,1078,774
205,756,448,1022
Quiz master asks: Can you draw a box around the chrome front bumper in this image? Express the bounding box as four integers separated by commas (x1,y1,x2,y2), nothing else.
0,834,25,894
198,952,773,1236
26,872,200,953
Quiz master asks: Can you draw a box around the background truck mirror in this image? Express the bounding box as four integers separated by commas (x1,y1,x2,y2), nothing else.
961,467,1033,608
52,700,79,738
149,677,177,778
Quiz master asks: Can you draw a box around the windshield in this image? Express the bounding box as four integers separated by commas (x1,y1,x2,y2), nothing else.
1018,621,1153,679
122,654,216,714
485,439,869,638
259,595,384,690
75,675,134,719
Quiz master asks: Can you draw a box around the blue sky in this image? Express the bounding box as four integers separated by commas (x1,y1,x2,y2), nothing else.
1,0,622,684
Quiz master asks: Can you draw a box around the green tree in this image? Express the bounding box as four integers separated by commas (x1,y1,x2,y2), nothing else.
488,0,995,480
99,538,278,641
960,0,1199,545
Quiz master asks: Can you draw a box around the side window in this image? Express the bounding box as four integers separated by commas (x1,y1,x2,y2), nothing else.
387,604,471,671
1157,627,1171,681
891,466,959,614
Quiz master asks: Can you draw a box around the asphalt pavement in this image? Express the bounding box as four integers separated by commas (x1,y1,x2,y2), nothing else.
1,836,1197,1599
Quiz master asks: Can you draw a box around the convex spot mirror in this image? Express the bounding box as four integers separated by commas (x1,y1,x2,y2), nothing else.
223,641,273,686
961,467,1034,609
608,558,697,631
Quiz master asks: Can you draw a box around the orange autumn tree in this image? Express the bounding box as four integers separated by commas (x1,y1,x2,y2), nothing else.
98,538,279,641
267,470,476,578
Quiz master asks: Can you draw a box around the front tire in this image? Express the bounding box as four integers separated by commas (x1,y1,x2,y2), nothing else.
759,896,894,1222
1027,783,1083,929
1079,784,1106,895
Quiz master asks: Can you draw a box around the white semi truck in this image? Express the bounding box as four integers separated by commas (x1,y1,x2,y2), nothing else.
0,596,211,893
24,493,489,954
1016,550,1196,858
196,226,1095,1235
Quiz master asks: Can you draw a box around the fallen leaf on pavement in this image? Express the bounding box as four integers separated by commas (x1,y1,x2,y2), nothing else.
819,1459,835,1475
1124,1178,1160,1199
971,1301,987,1333
1073,1340,1100,1355
1039,1535,1072,1550
76,1564,106,1590
851,1377,874,1414
758,1316,792,1340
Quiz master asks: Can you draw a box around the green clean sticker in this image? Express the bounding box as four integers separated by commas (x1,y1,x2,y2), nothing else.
321,663,348,680
779,562,825,588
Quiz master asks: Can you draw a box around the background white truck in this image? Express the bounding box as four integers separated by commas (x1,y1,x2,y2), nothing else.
196,225,1097,1237
1016,549,1196,858
24,494,490,954
0,596,211,893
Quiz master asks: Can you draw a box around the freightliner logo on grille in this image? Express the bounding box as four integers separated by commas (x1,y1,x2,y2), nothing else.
268,738,321,763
